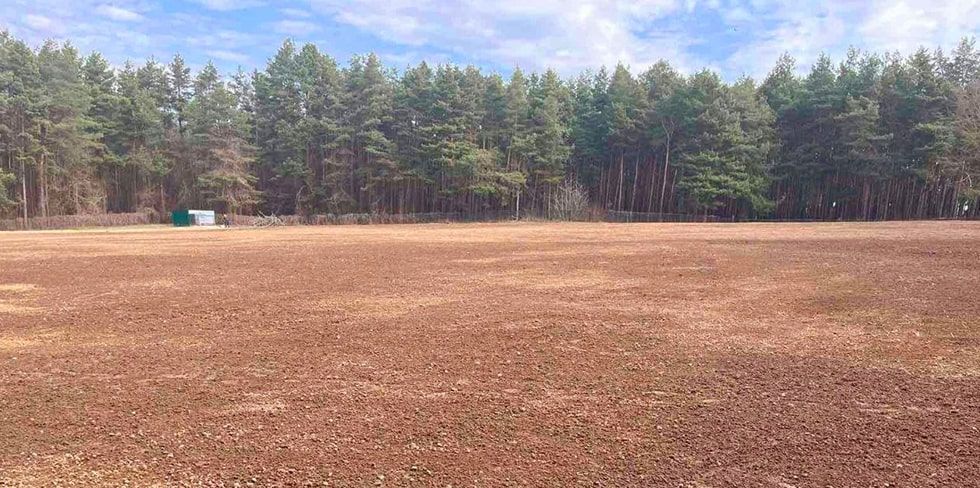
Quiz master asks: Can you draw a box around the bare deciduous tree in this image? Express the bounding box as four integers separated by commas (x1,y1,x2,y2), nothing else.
550,178,590,221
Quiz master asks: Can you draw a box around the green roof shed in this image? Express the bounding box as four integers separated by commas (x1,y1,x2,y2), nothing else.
172,210,191,227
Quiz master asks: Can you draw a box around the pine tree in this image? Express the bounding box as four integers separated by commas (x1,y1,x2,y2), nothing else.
425,65,476,210
0,30,977,221
36,44,98,216
294,43,344,213
730,78,776,216
0,167,13,210
254,40,307,214
168,54,191,135
606,64,645,211
679,80,773,217
641,60,684,213
503,68,531,216
949,38,980,87
941,80,980,215
482,73,507,151
468,71,524,210
834,96,891,219
111,59,167,212
504,67,531,167
0,32,42,220
187,62,259,214
525,68,569,213
392,62,436,212
344,53,396,212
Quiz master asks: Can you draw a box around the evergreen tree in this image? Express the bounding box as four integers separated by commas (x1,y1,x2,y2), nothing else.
525,69,569,211
641,60,684,213
680,79,773,217
943,81,980,215
503,68,531,215
35,41,92,216
426,64,478,210
949,38,980,87
0,167,13,210
834,96,891,219
504,67,531,170
606,64,644,210
0,32,42,221
168,54,191,135
481,73,507,151
344,53,396,212
254,40,307,214
187,62,259,214
295,43,344,213
392,62,436,212
82,51,121,173
0,31,977,221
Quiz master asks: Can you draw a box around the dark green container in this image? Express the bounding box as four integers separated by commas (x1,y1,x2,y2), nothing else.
172,210,191,227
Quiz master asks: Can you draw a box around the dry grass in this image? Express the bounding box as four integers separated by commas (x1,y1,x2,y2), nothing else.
0,303,40,315
0,283,37,293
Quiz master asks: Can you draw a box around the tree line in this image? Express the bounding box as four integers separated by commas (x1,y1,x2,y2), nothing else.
1,32,979,221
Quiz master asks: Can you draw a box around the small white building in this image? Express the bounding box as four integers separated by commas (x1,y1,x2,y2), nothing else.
188,210,216,226
172,209,216,226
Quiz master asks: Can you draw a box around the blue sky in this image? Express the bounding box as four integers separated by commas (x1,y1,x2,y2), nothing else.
4,0,980,80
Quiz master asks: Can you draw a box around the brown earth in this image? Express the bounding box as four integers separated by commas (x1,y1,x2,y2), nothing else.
0,221,978,487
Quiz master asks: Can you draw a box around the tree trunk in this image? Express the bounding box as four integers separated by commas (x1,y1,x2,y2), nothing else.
21,157,28,223
861,179,871,221
617,152,624,210
659,134,671,215
39,150,47,218
515,189,521,220
647,156,657,213
669,166,679,213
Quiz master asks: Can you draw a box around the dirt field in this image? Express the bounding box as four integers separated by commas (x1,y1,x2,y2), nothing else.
1,222,978,487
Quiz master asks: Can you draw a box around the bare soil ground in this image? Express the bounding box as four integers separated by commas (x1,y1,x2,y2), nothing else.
1,222,978,487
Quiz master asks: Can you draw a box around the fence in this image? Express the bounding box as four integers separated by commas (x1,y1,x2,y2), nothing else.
604,210,726,223
0,209,808,231
225,211,520,227
226,210,976,226
0,212,158,231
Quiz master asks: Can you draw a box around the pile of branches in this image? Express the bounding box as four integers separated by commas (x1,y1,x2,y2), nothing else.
252,213,285,228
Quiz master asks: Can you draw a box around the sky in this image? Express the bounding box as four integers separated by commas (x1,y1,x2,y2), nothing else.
3,0,980,80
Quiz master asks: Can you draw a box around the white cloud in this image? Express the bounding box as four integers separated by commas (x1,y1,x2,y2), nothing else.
380,50,452,69
3,0,979,81
858,0,980,53
206,49,251,64
95,4,144,22
193,0,264,11
722,0,980,78
723,2,852,79
272,19,319,36
187,29,263,49
23,14,54,30
311,0,697,74
280,8,312,18
307,0,980,78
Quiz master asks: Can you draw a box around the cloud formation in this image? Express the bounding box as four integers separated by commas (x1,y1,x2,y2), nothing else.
308,0,980,77
271,19,319,36
94,4,145,22
311,0,696,73
192,0,264,11
2,0,979,79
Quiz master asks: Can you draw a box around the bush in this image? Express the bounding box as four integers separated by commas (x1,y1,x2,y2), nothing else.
550,178,591,221
0,212,158,231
